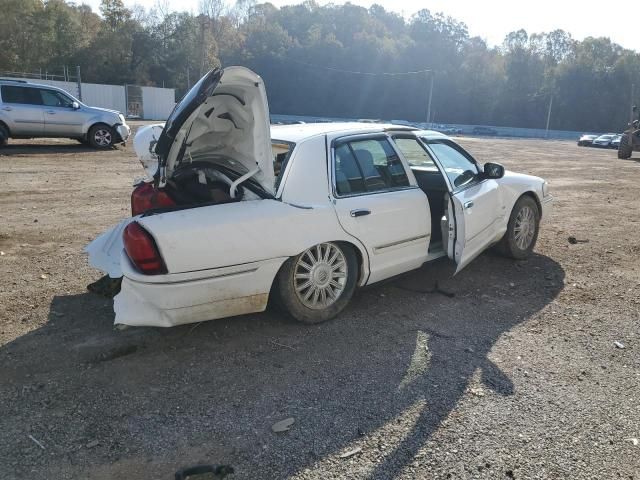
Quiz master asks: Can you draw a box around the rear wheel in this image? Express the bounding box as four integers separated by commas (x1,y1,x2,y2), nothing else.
0,124,8,146
276,242,358,324
618,134,632,159
88,124,115,149
496,196,540,260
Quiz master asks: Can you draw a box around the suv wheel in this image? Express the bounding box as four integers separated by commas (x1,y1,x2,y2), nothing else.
88,124,115,149
0,124,8,147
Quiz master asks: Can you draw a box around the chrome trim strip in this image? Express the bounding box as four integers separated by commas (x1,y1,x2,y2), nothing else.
373,234,429,253
133,267,259,286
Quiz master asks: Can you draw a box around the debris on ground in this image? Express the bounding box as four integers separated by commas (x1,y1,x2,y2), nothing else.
469,387,485,397
27,435,45,450
614,341,625,349
271,417,295,433
625,438,639,446
339,447,363,459
568,236,589,244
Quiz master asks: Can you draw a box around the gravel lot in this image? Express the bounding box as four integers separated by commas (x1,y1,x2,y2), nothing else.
1,135,639,479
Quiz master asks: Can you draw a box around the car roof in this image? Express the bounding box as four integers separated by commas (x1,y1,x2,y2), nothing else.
270,122,448,143
0,79,64,90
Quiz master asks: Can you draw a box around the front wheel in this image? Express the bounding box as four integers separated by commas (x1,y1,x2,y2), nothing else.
496,196,540,260
276,242,358,324
618,135,632,159
88,124,115,149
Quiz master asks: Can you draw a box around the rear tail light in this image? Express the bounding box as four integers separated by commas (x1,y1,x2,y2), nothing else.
123,222,167,275
131,182,175,216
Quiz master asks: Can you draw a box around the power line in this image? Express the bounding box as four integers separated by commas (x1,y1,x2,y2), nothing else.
290,58,432,77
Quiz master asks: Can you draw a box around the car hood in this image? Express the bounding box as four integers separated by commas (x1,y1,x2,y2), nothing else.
154,66,275,195
85,105,121,117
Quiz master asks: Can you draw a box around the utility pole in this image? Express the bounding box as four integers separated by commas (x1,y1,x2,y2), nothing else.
630,83,635,124
545,95,553,138
76,66,82,101
426,71,434,127
187,66,190,89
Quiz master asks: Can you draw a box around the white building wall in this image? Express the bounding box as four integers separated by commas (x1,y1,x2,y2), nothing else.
141,86,175,120
82,82,127,114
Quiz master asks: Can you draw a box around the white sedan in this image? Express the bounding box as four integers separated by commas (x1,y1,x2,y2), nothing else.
86,67,553,327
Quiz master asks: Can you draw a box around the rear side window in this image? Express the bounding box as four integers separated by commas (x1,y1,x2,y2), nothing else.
334,137,409,196
1,86,42,105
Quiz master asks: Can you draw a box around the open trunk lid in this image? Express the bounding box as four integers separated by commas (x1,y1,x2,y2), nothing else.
154,66,275,195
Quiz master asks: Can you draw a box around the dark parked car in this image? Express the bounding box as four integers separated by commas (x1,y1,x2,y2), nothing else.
472,126,498,136
577,134,598,146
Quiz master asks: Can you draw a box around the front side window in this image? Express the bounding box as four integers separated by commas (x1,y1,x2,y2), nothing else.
39,89,73,108
334,137,409,196
424,139,480,190
1,85,42,105
393,137,436,169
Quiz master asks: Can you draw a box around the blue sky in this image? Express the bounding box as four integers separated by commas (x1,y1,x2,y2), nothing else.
83,0,640,51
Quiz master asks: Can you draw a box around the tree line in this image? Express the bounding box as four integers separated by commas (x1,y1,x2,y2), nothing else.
2,0,639,131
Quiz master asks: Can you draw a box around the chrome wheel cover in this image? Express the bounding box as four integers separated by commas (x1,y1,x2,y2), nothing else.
294,243,348,310
94,129,112,146
513,205,536,250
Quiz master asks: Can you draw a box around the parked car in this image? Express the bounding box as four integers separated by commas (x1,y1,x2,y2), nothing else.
472,126,498,136
86,67,553,328
592,133,617,148
610,134,622,149
0,78,130,148
577,134,598,146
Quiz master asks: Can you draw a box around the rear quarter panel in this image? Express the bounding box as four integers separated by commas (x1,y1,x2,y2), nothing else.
137,199,368,276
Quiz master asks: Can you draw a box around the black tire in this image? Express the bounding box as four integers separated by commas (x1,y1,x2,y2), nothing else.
496,196,540,260
276,242,358,324
618,135,632,159
0,124,8,146
88,124,115,149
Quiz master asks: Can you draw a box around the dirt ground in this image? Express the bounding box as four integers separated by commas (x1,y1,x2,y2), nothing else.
1,133,639,480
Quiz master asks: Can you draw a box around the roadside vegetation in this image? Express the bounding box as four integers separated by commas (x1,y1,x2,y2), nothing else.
1,0,638,130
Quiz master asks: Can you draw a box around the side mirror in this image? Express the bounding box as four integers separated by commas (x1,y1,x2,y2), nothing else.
71,101,80,110
483,162,505,179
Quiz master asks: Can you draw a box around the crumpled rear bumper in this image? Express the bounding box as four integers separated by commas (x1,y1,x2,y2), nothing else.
113,255,287,327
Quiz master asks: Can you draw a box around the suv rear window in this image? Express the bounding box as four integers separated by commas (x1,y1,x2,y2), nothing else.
1,85,42,105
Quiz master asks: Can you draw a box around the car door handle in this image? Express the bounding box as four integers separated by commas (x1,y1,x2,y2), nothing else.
464,201,474,209
350,209,371,217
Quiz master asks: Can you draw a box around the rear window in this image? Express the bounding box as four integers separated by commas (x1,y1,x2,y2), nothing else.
1,85,42,105
272,140,295,191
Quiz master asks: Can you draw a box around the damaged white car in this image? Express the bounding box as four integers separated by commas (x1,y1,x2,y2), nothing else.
86,66,553,327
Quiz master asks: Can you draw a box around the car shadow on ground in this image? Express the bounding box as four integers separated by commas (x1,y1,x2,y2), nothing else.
1,252,564,479
0,143,119,155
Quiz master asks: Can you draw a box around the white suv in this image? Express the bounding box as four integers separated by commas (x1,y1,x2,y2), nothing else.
0,79,130,148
